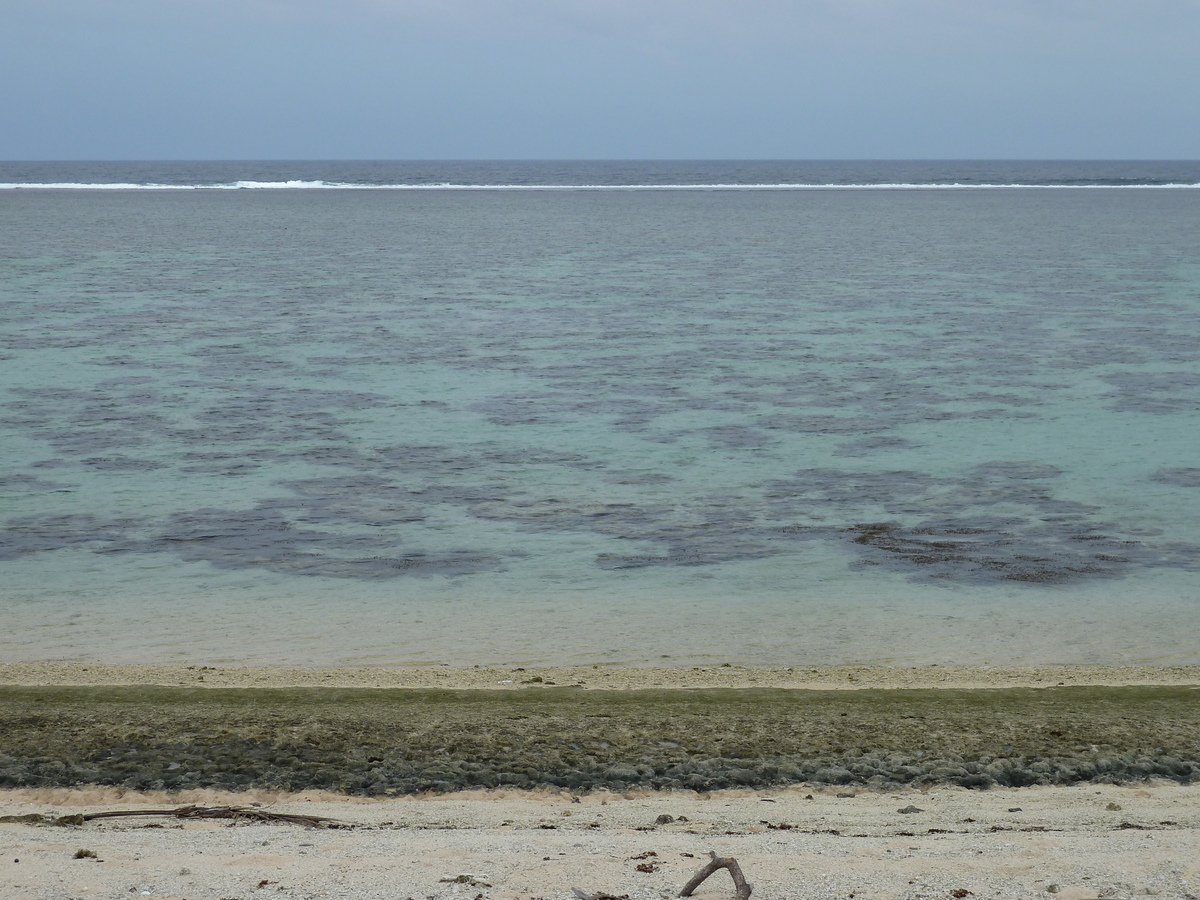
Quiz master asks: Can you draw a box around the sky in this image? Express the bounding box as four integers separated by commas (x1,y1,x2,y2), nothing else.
2,0,1198,160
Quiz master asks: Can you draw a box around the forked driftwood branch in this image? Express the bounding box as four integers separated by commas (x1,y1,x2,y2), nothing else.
573,852,751,900
679,852,752,900
43,805,336,828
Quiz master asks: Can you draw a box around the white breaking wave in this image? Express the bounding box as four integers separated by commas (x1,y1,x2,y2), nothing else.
3,181,1200,191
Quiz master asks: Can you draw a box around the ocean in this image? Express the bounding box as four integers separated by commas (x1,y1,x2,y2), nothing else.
2,160,1199,666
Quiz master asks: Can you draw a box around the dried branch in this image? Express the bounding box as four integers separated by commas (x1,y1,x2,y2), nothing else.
71,805,336,827
679,852,752,900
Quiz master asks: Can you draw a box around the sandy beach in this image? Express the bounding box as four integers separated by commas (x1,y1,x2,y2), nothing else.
4,783,1200,900
3,664,1200,899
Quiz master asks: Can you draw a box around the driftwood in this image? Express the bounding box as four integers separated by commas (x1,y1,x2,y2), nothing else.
679,852,752,900
574,852,751,900
21,805,337,828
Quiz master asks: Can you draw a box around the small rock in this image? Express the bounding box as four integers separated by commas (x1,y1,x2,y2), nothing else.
897,805,924,814
655,814,675,825
1047,885,1060,893
439,874,492,887
1106,802,1123,811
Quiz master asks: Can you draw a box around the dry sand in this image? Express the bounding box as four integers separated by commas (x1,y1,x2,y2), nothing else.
3,784,1199,900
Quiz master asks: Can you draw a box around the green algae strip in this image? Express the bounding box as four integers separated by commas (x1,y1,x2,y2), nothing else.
3,685,1199,794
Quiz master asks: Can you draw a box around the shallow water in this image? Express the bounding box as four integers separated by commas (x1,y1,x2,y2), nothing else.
3,162,1199,665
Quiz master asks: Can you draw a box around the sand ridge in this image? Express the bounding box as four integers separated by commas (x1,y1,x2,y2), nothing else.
4,662,1200,690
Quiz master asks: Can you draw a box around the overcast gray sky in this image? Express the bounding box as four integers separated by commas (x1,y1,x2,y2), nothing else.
3,0,1198,159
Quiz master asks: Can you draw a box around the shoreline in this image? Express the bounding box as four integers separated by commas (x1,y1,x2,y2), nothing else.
5,661,1200,690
